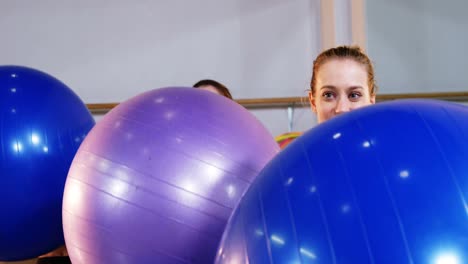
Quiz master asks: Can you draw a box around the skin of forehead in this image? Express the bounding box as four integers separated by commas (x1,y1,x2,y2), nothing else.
316,58,368,92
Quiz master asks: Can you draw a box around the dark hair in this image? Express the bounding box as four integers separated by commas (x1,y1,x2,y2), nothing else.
193,79,233,100
310,45,378,96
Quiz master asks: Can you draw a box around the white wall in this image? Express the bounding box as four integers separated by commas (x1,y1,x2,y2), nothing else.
334,0,352,46
366,0,468,93
3,1,466,136
0,0,321,136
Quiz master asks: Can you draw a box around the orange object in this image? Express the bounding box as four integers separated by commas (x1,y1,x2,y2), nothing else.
275,132,302,149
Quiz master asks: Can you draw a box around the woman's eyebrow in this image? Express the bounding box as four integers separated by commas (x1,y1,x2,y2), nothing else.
348,86,364,90
320,85,336,90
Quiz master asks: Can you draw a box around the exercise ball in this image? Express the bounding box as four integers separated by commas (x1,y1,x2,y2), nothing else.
0,66,95,260
62,87,279,263
216,99,468,264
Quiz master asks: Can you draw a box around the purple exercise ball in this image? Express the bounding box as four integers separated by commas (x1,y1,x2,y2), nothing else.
62,87,279,263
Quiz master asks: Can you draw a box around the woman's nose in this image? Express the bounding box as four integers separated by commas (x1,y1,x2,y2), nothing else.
335,98,351,114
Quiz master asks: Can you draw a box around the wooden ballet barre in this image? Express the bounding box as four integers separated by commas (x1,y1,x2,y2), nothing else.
87,91,468,114
376,91,468,102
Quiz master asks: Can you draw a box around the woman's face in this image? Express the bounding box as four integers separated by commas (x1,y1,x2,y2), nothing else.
309,58,375,124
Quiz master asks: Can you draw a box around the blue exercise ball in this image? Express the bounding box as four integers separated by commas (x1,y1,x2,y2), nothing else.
0,66,95,261
216,99,468,264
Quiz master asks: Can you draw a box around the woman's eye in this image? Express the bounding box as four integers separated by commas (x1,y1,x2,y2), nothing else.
349,92,362,100
322,92,334,99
